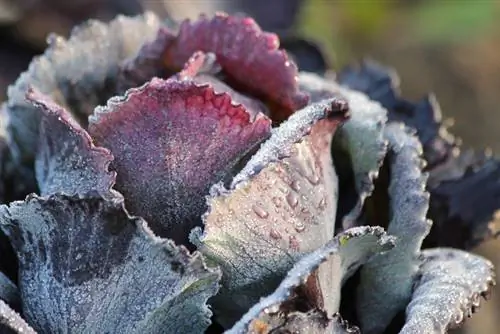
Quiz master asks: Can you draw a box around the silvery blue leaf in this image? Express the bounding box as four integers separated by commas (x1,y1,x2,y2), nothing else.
0,193,220,333
192,98,349,326
357,123,432,334
298,72,388,229
400,248,495,334
226,226,394,333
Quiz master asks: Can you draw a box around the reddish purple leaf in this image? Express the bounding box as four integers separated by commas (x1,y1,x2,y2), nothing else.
176,51,269,120
165,14,309,118
120,14,309,119
88,78,272,246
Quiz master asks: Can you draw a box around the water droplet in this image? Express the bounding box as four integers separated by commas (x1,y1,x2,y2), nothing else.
294,221,305,232
291,180,301,192
252,204,269,219
269,229,282,240
318,197,326,210
289,236,300,250
286,192,299,208
306,172,320,185
272,197,283,208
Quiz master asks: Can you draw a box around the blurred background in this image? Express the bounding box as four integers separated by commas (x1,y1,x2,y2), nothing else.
0,0,499,332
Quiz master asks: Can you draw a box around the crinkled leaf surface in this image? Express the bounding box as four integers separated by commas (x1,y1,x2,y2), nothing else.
0,193,220,333
176,51,269,120
337,59,455,169
122,13,309,119
192,98,349,326
4,12,161,165
357,123,432,334
227,226,394,333
337,59,500,249
400,248,495,334
0,272,18,308
89,78,272,246
298,72,387,229
0,300,36,334
27,89,116,198
427,151,500,249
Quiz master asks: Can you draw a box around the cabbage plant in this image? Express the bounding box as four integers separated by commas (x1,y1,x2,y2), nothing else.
0,12,498,334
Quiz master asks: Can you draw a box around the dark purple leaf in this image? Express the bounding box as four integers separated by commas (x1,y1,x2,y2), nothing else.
88,78,272,246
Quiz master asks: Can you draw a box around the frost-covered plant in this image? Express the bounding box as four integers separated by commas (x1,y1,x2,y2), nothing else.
0,12,498,334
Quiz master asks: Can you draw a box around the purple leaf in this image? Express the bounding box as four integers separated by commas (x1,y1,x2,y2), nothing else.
192,98,349,326
0,193,220,333
26,89,116,199
88,78,272,246
120,13,309,120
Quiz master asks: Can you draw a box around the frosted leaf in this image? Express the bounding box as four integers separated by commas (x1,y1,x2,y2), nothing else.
298,72,387,229
227,226,394,333
89,78,271,246
357,123,432,334
400,248,495,334
4,12,161,165
0,193,220,333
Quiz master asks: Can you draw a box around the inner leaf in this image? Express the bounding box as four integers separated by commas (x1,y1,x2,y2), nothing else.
88,78,272,246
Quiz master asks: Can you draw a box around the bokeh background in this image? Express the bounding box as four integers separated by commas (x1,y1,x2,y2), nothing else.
1,1,499,332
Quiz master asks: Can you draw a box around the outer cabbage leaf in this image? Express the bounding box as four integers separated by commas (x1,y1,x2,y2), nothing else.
192,98,349,326
88,78,271,246
227,226,394,333
400,248,495,334
0,193,220,333
27,89,116,199
0,300,36,334
357,123,432,334
298,72,387,229
3,12,161,166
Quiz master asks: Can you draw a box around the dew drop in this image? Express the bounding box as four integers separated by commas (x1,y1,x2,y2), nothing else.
286,192,299,208
291,180,301,192
318,197,326,210
272,197,283,208
252,204,269,219
306,172,320,185
289,236,300,250
270,229,282,240
294,221,305,232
